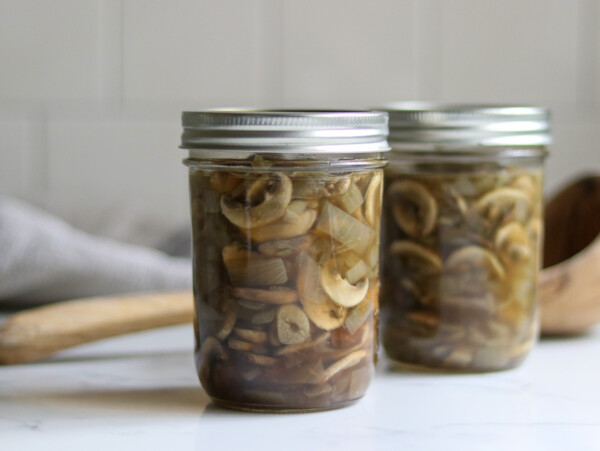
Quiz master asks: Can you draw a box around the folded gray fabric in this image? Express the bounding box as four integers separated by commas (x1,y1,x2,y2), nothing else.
0,196,191,305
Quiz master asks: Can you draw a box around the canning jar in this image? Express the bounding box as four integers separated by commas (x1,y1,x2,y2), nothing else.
181,110,389,411
379,103,549,372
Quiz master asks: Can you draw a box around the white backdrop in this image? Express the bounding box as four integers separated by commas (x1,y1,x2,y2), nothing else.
1,0,599,235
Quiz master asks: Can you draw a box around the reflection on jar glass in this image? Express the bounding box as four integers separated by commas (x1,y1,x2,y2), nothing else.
181,110,389,411
378,103,549,372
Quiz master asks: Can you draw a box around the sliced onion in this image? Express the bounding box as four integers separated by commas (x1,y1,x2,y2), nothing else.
316,202,374,255
225,257,288,287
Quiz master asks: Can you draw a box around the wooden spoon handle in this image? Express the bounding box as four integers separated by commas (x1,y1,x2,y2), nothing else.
0,291,194,365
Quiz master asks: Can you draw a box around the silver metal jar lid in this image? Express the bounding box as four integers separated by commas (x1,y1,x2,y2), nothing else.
181,109,390,155
379,102,551,147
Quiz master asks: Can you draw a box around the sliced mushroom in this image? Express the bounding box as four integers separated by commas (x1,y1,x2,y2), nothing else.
200,336,227,362
325,177,352,196
244,203,317,243
511,174,536,201
364,172,383,228
210,171,242,194
245,352,277,366
234,328,268,344
276,332,330,356
302,296,347,331
476,187,530,224
388,179,437,237
258,235,314,257
494,222,531,265
277,304,310,345
292,174,351,198
387,240,443,274
303,384,333,398
297,253,347,330
220,172,292,229
445,245,506,280
229,287,298,304
282,199,309,221
407,310,441,334
198,336,227,385
228,338,254,351
320,349,367,383
320,258,369,308
216,303,237,340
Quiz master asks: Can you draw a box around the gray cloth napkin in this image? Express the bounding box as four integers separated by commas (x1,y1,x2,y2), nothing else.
0,196,192,305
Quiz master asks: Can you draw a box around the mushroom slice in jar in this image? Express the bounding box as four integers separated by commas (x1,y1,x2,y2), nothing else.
387,179,438,237
325,177,352,196
303,296,347,331
234,328,268,344
297,253,347,330
244,201,317,243
445,245,506,281
320,258,369,308
494,222,531,265
229,287,298,304
209,171,242,194
475,187,530,224
220,172,292,229
198,336,228,385
277,304,310,345
292,174,352,198
216,301,237,340
228,338,254,351
245,353,277,366
510,174,536,201
387,240,443,274
320,350,367,383
276,332,330,356
364,172,383,228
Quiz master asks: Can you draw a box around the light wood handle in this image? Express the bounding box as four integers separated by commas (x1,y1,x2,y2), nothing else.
539,237,600,335
0,291,194,365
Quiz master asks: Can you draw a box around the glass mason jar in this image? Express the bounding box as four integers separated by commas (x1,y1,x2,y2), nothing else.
181,110,390,411
378,103,549,372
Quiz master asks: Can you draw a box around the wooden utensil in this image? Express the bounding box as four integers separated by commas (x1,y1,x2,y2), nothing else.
540,174,600,336
0,291,193,364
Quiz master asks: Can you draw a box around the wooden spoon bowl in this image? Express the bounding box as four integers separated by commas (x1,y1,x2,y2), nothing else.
540,175,600,335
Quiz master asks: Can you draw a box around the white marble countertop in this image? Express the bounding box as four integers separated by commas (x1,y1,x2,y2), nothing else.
1,321,599,451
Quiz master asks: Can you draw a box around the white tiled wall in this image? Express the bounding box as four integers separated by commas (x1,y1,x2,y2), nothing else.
1,0,599,234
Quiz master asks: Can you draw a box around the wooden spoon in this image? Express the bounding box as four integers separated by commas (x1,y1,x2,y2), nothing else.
0,291,193,364
540,174,600,336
